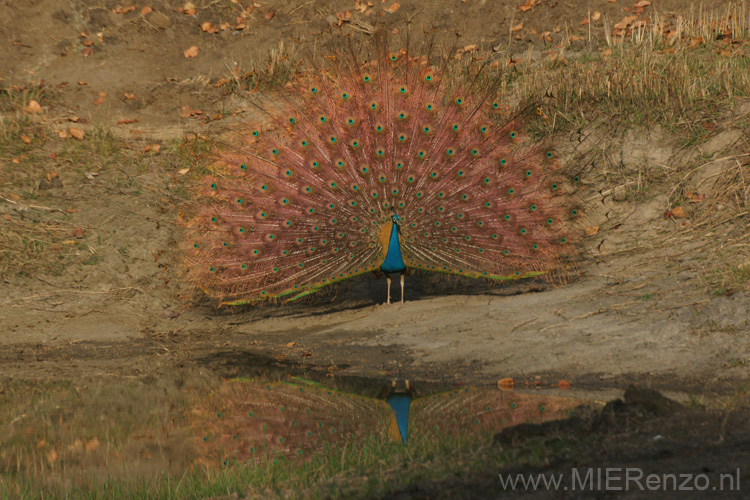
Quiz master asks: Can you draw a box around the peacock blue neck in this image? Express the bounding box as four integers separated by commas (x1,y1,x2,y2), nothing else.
381,217,406,274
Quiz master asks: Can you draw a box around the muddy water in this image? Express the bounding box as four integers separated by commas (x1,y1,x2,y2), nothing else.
1,371,584,490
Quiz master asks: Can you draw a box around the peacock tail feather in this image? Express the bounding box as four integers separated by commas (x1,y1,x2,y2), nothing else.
183,31,584,305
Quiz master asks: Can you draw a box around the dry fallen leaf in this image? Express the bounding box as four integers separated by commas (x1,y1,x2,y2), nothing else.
177,167,190,175
665,206,687,218
123,92,135,100
633,0,651,7
275,353,287,362
85,437,100,452
511,22,524,32
592,10,601,21
558,379,571,390
25,100,42,113
265,10,275,20
497,378,515,391
585,225,600,236
184,45,199,58
384,2,400,13
73,228,84,239
141,6,152,15
614,15,638,30
518,0,539,12
20,135,32,144
116,118,138,124
686,191,705,203
286,342,297,348
580,18,590,26
69,127,85,140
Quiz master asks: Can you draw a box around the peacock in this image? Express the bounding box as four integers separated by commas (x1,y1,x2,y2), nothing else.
183,31,583,306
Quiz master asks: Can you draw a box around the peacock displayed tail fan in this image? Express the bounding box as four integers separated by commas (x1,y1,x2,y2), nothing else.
183,30,585,305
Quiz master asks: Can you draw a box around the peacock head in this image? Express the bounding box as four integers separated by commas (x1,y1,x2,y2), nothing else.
391,214,401,226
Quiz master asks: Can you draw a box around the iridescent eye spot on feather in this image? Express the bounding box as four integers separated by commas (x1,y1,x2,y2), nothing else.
503,214,511,221
329,136,337,143
471,149,479,156
492,233,499,240
319,115,326,123
210,182,217,189
210,216,217,223
546,151,553,159
425,73,433,81
510,131,517,139
351,140,360,148
485,201,492,208
267,234,275,241
520,228,527,235
492,101,499,109
370,102,379,110
300,140,308,148
390,53,398,61
547,218,554,225
209,266,215,272
503,249,510,256
451,123,460,132
236,198,243,204
398,112,407,120
284,220,292,226
560,237,567,244
573,175,581,183
483,177,490,185
508,187,515,195
395,161,404,169
530,204,537,212
337,160,345,168
461,194,468,200
425,102,434,111
342,92,349,100
310,87,318,94
398,134,406,142
193,243,199,248
363,74,371,83
455,97,463,105
329,181,337,188
311,161,319,169
347,118,355,126
289,117,296,124
240,164,246,170
430,171,437,179
446,148,455,157
417,150,426,159
375,124,383,132
532,244,539,251
308,207,315,214
241,264,247,270
399,86,407,94
392,188,399,196
437,192,444,199
477,221,484,227
376,148,385,157
238,227,245,234
480,125,488,134
571,209,579,216
252,130,259,137
457,170,465,178
423,126,431,134
416,191,423,198
525,170,532,178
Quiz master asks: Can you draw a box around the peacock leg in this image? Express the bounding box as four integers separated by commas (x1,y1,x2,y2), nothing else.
400,272,405,305
387,275,392,305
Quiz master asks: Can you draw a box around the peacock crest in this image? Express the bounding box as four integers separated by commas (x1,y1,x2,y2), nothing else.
183,31,584,305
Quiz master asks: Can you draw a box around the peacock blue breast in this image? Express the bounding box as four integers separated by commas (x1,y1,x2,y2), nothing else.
381,220,406,274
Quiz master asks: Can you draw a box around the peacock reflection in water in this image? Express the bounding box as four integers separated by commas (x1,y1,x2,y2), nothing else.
190,378,578,468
